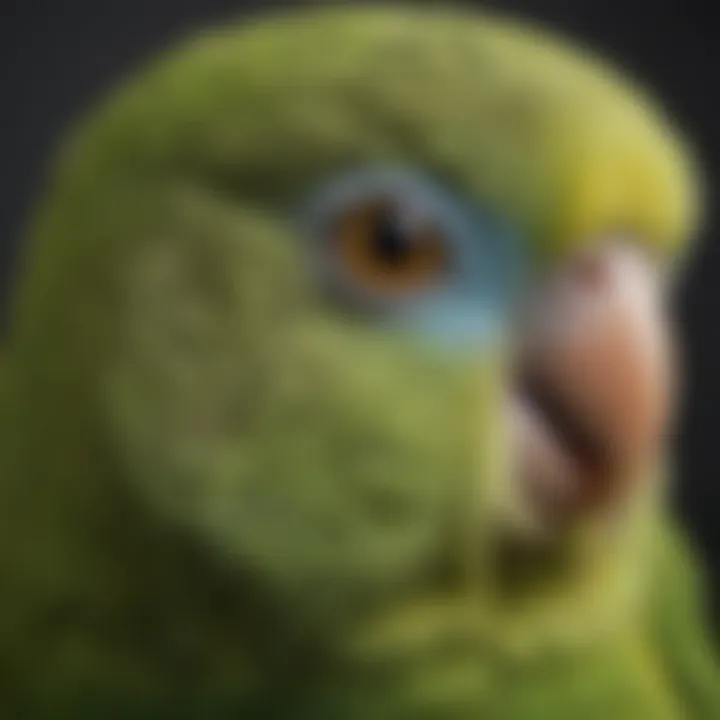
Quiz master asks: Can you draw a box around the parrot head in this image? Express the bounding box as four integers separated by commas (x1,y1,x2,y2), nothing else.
7,6,700,662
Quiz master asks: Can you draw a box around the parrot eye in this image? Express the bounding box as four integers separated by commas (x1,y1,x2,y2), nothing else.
302,168,465,311
331,196,449,297
300,167,526,345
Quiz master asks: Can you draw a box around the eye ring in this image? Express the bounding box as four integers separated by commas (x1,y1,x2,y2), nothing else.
302,167,466,312
298,166,527,347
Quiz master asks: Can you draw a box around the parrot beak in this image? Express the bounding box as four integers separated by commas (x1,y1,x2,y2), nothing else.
509,240,676,535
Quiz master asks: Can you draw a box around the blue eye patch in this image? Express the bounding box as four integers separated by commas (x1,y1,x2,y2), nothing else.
298,166,526,350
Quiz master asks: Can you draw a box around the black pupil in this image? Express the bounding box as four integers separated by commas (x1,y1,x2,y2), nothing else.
370,206,415,267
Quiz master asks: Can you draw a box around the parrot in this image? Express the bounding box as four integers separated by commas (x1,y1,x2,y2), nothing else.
0,4,718,719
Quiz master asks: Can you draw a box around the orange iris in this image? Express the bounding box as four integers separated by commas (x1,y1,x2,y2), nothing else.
332,198,448,296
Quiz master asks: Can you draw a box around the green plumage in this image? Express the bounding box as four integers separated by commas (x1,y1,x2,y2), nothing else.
0,6,716,718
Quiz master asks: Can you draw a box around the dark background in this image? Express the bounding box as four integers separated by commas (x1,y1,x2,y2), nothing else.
1,0,719,619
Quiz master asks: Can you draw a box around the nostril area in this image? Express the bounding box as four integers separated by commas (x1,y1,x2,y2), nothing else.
571,249,612,290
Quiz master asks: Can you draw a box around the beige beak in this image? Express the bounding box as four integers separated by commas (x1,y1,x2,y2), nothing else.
512,241,675,528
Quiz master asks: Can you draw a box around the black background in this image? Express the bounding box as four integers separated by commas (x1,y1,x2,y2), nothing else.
1,0,719,621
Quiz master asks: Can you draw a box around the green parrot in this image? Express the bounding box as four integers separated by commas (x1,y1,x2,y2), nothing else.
1,5,718,719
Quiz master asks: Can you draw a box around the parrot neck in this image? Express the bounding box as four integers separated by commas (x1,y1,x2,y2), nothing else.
468,467,667,656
